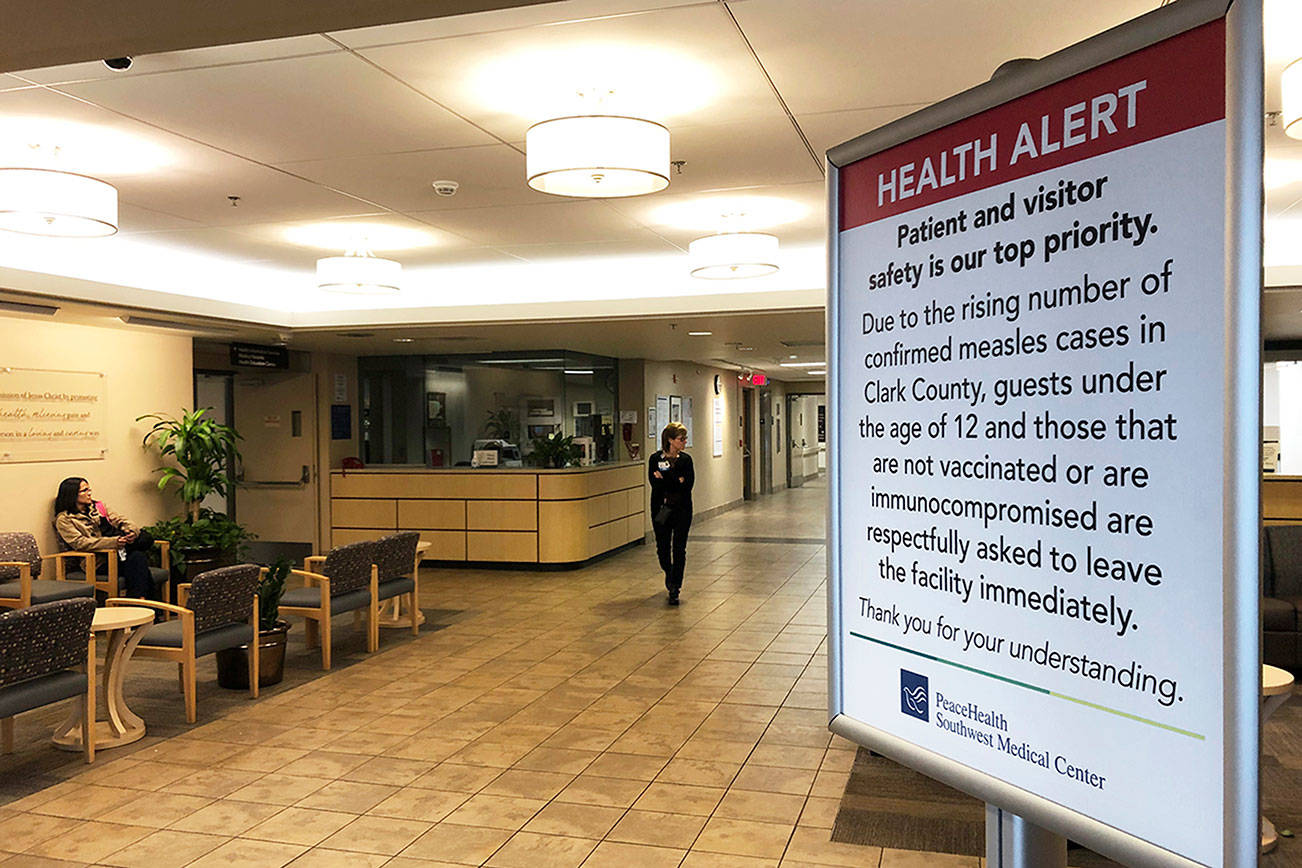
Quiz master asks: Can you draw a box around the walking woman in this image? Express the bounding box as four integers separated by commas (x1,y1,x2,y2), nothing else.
649,422,694,605
54,477,158,599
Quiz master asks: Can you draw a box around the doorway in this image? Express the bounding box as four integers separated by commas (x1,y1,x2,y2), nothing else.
786,394,802,489
758,389,772,495
741,387,754,500
232,371,319,548
194,372,233,516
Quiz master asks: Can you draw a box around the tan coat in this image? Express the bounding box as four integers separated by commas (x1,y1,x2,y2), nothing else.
55,503,138,552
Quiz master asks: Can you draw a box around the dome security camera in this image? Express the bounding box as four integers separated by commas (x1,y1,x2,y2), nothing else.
103,57,133,71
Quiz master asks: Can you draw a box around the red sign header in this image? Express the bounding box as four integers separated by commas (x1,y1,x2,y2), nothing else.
839,20,1226,231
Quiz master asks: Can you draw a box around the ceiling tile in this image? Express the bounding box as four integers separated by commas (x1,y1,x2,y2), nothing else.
662,116,823,193
9,35,340,86
730,0,1158,116
494,236,682,261
274,143,552,212
411,200,653,245
358,4,784,141
796,106,928,161
58,52,499,163
328,0,700,48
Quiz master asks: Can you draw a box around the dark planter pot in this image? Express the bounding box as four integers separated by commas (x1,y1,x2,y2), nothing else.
215,621,290,689
176,545,235,581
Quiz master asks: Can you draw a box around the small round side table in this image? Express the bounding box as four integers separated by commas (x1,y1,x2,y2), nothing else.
52,605,153,752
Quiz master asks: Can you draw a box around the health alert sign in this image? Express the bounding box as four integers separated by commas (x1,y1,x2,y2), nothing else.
827,7,1259,867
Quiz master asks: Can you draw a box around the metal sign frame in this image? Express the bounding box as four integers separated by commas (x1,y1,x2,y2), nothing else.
824,1,1261,865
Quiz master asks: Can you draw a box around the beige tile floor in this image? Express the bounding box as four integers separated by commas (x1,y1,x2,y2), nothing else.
0,477,984,868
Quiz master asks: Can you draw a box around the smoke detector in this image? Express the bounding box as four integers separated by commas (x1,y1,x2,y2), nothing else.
432,180,460,197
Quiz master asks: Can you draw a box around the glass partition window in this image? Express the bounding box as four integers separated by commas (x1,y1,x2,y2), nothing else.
359,351,618,467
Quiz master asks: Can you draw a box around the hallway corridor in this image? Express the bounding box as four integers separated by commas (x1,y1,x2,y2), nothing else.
0,476,978,868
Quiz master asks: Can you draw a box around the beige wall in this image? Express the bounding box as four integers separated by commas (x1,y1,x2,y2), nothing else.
644,361,743,522
314,351,359,548
0,316,192,552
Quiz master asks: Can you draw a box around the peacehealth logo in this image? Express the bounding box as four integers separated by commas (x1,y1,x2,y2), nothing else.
900,669,929,721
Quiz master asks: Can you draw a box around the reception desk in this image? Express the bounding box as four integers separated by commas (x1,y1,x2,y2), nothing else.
329,463,646,566
1264,475,1302,524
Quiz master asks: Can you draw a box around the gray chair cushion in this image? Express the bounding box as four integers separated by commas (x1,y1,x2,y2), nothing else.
377,577,415,601
149,566,170,588
141,620,256,657
0,580,93,604
0,670,86,718
281,586,371,616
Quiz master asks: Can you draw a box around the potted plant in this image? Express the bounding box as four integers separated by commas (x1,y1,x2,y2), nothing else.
527,430,581,468
138,408,249,577
483,407,517,442
216,558,292,689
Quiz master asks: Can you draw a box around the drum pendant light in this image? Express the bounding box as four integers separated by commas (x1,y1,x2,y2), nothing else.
688,231,780,279
317,248,402,293
526,87,670,199
0,167,118,237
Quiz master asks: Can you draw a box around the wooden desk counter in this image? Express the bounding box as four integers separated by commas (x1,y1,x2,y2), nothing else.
1264,475,1302,524
330,463,646,566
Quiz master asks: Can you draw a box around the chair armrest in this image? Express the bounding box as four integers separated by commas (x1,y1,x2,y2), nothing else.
303,555,327,570
106,598,191,617
0,563,32,606
176,583,191,608
42,551,93,582
154,539,170,570
288,568,330,586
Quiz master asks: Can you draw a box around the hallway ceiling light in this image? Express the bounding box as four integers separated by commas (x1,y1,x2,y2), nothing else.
0,167,118,237
526,102,669,198
687,331,712,336
780,361,826,368
1286,59,1302,139
688,232,779,280
317,249,402,294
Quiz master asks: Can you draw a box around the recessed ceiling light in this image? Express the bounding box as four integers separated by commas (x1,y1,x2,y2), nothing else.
393,337,413,343
688,331,712,336
810,369,827,376
780,361,826,368
564,369,594,375
789,354,798,359
738,346,755,351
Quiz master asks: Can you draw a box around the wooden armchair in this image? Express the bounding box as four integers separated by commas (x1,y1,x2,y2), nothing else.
60,538,171,603
0,598,97,763
373,532,421,638
0,532,95,610
109,564,260,723
284,540,378,670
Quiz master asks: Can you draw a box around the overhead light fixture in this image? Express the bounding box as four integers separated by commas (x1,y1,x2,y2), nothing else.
526,90,669,198
0,167,118,237
688,231,779,280
1286,59,1302,139
687,331,713,336
392,337,414,343
780,361,827,368
564,369,594,375
810,369,827,376
317,248,402,294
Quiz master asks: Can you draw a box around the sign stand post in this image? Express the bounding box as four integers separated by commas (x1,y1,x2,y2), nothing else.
986,806,1066,868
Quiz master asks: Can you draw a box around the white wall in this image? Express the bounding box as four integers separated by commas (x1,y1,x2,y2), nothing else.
644,361,742,519
0,316,192,553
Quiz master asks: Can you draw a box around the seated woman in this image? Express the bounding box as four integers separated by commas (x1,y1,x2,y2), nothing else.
54,477,158,599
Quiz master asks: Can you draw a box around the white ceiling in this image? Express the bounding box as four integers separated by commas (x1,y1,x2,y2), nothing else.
0,0,1298,373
